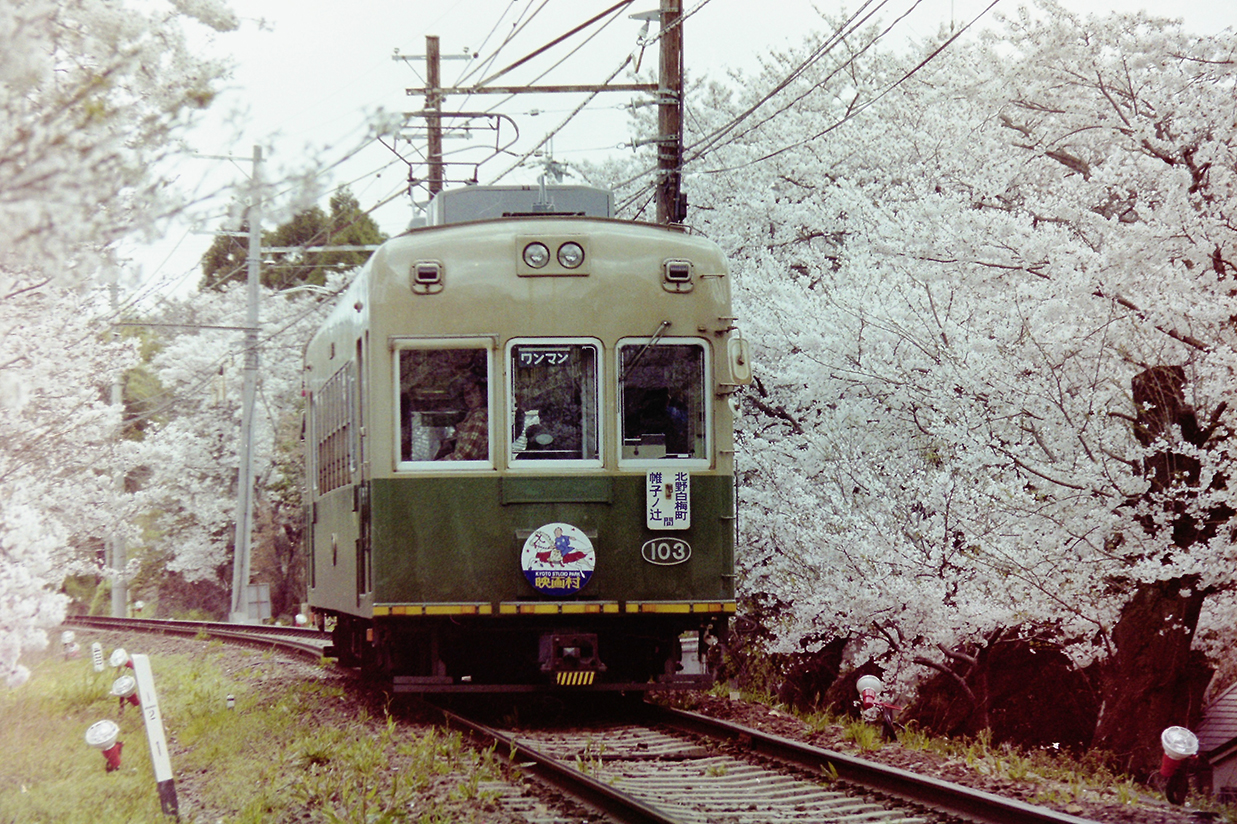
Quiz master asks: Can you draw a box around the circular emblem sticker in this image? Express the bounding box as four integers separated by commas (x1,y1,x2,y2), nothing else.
521,522,595,595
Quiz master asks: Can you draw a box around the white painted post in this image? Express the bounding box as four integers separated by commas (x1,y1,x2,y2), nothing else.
129,654,178,817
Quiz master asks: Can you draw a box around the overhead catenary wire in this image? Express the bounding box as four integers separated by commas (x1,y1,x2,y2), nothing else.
610,0,1001,216
693,0,1003,174
685,0,913,163
474,0,636,89
439,0,642,183
449,1,521,85
487,50,636,183
93,1,1001,435
606,0,897,204
398,1,711,197
497,0,712,156
456,0,553,87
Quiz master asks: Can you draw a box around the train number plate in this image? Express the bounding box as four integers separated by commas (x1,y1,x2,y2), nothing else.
641,538,691,566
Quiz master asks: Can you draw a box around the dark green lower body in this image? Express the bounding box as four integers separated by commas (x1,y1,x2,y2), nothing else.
313,473,735,689
370,473,734,605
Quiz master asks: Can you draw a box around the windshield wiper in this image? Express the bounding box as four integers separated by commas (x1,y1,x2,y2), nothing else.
619,320,671,383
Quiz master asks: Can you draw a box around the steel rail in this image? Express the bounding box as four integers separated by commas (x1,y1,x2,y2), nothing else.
65,616,1102,824
648,703,1103,824
62,615,331,662
437,705,682,824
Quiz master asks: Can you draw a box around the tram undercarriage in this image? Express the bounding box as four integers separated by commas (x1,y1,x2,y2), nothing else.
323,612,723,692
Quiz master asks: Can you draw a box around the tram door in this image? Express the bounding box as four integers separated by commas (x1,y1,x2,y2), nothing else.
355,336,371,606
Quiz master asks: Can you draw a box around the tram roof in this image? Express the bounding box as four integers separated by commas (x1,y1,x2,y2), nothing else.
425,184,613,226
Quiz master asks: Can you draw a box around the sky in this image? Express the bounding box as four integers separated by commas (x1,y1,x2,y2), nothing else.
126,0,1237,300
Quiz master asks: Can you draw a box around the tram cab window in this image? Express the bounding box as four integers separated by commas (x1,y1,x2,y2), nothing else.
397,347,491,466
508,341,600,465
619,341,707,462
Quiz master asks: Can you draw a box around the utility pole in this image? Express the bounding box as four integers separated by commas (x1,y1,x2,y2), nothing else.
110,281,127,617
655,0,685,225
425,35,444,196
403,6,688,220
394,39,473,194
230,145,261,623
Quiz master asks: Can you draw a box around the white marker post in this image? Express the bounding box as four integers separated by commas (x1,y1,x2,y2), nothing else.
129,654,178,817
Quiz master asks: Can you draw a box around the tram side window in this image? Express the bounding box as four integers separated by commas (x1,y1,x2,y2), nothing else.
316,364,355,493
619,342,706,460
509,342,599,462
398,348,490,464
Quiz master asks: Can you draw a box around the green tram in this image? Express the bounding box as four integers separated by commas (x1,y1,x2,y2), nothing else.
304,184,751,691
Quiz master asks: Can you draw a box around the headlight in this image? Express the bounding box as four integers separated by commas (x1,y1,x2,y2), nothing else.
557,241,585,269
522,242,550,268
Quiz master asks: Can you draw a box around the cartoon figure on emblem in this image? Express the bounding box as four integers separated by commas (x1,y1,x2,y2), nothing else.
521,522,596,594
537,527,586,566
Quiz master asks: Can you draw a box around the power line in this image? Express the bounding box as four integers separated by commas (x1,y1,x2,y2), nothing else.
456,0,553,87
684,0,906,163
603,0,896,200
693,0,1003,175
607,0,1002,214
103,130,396,319
407,0,650,193
476,0,635,88
488,51,637,183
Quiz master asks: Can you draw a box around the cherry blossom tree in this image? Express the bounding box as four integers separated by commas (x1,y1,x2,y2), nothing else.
668,0,1237,770
0,0,237,686
129,277,339,604
0,284,146,687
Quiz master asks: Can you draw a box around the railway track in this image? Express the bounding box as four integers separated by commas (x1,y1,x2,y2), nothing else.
439,700,1106,824
63,616,1104,824
62,614,331,663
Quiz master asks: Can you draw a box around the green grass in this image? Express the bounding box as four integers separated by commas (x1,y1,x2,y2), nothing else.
839,717,883,752
1,651,168,823
1,639,508,823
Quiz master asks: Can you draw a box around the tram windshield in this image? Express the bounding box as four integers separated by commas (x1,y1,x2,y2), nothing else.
619,341,706,461
398,347,490,465
508,341,600,463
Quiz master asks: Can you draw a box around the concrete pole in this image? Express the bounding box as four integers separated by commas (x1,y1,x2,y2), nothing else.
110,281,127,617
230,145,261,623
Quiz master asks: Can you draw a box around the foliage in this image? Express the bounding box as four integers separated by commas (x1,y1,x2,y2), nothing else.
842,719,885,752
127,274,341,595
0,0,236,280
0,0,236,687
0,283,142,687
123,185,382,617
616,0,1237,762
199,187,387,292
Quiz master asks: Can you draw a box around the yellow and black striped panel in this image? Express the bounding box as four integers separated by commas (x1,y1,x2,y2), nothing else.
373,603,493,617
555,670,596,687
374,601,736,617
624,601,737,614
498,602,621,615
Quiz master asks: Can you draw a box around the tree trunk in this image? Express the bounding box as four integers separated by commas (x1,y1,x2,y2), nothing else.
1094,367,1226,775
1092,578,1212,775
